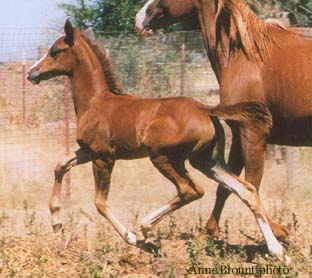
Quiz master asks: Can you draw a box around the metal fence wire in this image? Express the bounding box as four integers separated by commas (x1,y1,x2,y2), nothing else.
0,28,311,206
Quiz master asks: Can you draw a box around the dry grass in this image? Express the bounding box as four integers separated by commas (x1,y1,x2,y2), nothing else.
0,144,311,277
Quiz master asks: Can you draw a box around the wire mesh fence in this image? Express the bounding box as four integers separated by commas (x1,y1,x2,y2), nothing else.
0,27,311,209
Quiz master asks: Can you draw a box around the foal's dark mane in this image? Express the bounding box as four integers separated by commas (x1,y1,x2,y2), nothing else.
79,32,123,94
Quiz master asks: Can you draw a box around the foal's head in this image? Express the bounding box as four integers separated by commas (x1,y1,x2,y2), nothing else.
28,20,82,84
135,0,197,36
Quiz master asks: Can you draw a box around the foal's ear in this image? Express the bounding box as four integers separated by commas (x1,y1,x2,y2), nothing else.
64,18,75,46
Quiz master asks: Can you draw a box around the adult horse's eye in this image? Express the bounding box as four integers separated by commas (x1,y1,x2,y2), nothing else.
146,7,153,17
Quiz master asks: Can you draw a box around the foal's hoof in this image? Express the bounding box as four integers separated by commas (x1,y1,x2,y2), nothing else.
137,239,160,256
52,223,63,233
270,246,292,266
205,218,220,238
125,231,137,246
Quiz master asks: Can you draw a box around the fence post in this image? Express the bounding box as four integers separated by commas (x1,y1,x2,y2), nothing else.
286,147,302,192
64,76,71,201
22,52,26,122
180,42,186,96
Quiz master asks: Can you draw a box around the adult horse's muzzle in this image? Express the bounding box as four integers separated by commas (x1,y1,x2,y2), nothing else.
135,11,154,36
135,22,154,37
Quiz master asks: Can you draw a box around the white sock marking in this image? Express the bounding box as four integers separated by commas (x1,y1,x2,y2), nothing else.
141,204,171,227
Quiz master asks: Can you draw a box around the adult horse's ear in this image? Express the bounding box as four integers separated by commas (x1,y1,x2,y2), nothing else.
64,18,75,46
84,27,95,40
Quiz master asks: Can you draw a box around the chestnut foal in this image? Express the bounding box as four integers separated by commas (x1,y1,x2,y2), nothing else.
28,20,290,263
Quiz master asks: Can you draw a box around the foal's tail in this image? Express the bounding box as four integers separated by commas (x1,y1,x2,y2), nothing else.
209,102,272,135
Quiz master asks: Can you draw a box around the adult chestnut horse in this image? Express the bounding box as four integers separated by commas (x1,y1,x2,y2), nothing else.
27,20,290,262
136,0,312,242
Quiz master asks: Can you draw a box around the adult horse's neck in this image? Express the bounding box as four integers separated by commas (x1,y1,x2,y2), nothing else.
70,35,122,119
196,0,226,82
196,0,269,83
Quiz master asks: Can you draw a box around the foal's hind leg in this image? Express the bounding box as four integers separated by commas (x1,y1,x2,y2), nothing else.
49,148,91,232
205,130,244,237
139,154,204,238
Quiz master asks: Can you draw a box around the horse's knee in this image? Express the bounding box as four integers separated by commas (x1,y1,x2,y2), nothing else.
239,180,261,212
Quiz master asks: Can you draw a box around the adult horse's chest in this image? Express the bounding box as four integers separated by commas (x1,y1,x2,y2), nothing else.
219,60,266,105
218,53,312,145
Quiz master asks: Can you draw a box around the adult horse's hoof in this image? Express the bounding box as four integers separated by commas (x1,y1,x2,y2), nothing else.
52,223,63,233
271,223,290,244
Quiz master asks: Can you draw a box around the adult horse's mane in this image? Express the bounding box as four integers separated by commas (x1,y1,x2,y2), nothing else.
218,0,298,61
79,32,123,94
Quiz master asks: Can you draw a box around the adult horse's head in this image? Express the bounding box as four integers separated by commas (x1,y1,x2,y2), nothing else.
28,19,79,84
135,0,198,36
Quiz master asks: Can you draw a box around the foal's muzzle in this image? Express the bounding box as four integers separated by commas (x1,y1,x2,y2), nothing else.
27,69,42,85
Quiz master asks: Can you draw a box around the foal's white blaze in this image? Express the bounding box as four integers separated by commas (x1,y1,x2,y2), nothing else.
135,0,155,32
29,50,48,71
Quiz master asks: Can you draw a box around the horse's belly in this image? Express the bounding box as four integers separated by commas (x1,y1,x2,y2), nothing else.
268,116,312,146
114,144,149,159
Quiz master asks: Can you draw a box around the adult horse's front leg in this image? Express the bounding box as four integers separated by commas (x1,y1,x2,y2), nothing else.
240,130,290,242
243,134,290,242
49,148,91,232
92,158,137,245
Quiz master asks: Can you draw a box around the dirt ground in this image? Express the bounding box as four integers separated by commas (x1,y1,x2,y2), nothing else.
0,143,311,277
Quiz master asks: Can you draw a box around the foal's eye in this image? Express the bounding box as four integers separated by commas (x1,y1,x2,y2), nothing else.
50,48,63,58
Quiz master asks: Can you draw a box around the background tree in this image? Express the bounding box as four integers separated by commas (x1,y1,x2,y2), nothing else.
247,0,312,26
59,0,312,34
58,0,146,34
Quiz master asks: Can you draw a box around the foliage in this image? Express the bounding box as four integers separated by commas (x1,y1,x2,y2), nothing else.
247,0,312,26
59,0,312,34
58,0,146,34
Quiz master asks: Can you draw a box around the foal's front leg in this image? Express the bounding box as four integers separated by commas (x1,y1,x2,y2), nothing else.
139,154,204,238
49,148,91,232
92,158,137,245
